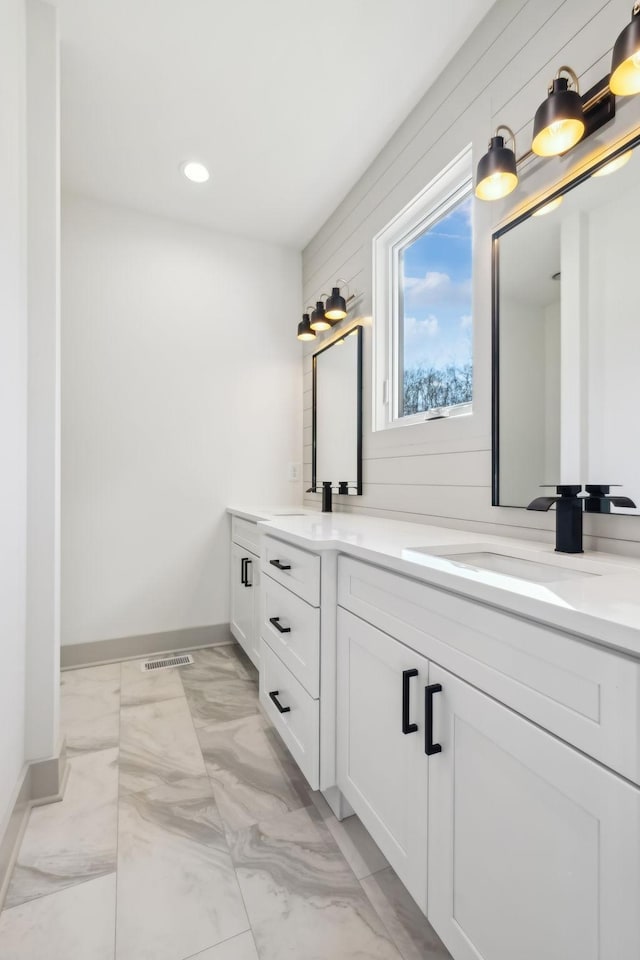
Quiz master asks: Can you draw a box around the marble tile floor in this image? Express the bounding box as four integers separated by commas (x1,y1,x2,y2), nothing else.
0,642,452,960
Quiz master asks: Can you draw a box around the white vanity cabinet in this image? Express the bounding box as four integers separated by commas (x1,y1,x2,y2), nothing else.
336,556,640,960
229,517,261,667
336,608,430,910
259,534,322,790
427,664,640,960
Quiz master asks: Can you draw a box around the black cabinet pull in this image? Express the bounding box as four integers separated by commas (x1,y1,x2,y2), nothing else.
269,616,291,634
425,683,442,756
244,558,252,588
240,557,248,585
402,669,418,734
270,559,291,571
268,690,291,714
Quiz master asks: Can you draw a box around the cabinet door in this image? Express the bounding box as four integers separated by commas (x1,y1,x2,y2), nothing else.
427,664,640,960
337,608,429,911
249,557,261,668
230,541,254,662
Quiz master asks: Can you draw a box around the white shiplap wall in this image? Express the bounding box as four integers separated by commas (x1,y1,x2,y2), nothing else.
302,0,640,556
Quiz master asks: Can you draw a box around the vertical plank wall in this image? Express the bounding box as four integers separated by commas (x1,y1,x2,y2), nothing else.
302,0,640,556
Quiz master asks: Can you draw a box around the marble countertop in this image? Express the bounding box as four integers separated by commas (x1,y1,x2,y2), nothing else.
240,509,640,658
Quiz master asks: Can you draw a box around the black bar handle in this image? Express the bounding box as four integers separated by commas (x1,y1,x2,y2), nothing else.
240,557,248,585
268,690,291,714
244,558,252,588
270,559,292,571
425,683,442,756
269,616,291,634
402,669,418,734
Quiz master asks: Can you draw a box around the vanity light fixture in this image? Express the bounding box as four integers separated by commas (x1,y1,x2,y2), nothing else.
532,67,585,157
297,312,317,342
475,126,518,201
310,300,332,332
611,3,640,95
324,286,348,321
592,149,633,176
532,196,564,217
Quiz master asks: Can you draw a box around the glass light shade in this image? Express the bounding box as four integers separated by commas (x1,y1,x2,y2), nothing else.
475,136,518,201
297,313,316,341
324,287,347,321
610,7,640,95
593,150,633,177
532,196,564,217
532,78,585,157
310,300,331,332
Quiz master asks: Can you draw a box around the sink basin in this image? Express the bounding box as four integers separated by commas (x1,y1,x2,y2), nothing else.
409,549,599,584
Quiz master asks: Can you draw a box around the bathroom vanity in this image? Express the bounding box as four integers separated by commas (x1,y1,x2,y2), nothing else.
227,506,640,960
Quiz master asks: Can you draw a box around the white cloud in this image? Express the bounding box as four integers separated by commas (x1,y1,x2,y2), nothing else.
403,270,472,309
460,314,472,330
403,313,471,371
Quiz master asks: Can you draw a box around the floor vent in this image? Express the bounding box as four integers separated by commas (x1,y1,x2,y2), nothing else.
141,654,194,672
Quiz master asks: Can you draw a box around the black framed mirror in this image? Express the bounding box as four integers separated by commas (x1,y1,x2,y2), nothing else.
311,325,363,496
492,130,640,515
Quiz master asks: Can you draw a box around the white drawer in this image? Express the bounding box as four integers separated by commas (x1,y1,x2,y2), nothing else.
260,639,320,790
261,535,320,606
262,574,320,697
338,555,640,785
231,516,261,555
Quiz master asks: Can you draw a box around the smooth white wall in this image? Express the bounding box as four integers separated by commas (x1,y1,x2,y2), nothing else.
0,0,27,827
62,195,302,647
302,0,640,554
25,0,61,762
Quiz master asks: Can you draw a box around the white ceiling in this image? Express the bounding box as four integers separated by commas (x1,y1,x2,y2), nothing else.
58,0,497,247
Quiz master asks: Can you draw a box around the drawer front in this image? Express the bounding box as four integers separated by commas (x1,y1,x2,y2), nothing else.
262,535,320,606
231,516,261,555
262,574,320,697
338,556,640,784
260,639,319,790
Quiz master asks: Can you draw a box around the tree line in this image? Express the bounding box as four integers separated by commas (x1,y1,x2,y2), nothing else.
403,362,473,415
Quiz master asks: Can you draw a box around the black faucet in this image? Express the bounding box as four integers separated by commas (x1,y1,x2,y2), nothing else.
527,485,585,554
583,484,637,513
321,481,333,513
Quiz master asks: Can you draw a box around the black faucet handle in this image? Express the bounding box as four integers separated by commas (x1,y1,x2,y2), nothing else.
584,484,637,511
527,495,560,511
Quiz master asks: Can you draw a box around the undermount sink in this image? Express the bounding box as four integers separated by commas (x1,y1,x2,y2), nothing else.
408,548,599,584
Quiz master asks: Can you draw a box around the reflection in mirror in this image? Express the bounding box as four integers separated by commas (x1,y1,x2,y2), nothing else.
494,137,640,515
312,326,363,495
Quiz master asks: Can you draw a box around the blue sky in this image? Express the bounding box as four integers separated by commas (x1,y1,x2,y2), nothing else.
400,195,473,372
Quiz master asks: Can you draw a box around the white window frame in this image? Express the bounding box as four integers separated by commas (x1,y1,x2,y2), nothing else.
372,146,473,432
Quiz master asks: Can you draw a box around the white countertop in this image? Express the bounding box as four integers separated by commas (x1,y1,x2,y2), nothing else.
241,510,640,658
227,505,315,523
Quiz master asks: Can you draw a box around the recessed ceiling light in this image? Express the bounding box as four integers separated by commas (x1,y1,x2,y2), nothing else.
182,161,210,183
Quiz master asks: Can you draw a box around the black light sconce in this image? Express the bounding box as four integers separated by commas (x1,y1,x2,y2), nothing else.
297,280,359,340
310,300,331,332
475,126,518,200
475,8,640,201
532,67,586,157
324,279,351,321
611,3,640,95
297,311,317,342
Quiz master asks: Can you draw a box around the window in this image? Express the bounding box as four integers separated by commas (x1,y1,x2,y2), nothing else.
373,147,473,431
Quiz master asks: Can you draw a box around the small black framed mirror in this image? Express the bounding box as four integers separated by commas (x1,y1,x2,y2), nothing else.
311,325,363,496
